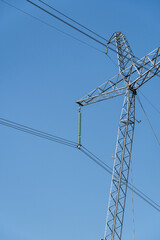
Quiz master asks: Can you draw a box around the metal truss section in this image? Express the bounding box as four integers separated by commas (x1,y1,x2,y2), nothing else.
130,47,160,89
76,47,160,106
76,32,160,240
104,90,135,240
108,32,137,77
76,73,127,106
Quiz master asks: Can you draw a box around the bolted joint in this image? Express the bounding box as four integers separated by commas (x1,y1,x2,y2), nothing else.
129,86,137,95
78,106,82,147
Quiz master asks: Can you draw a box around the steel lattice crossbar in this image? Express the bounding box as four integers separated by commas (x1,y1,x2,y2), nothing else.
76,32,160,240
76,45,160,107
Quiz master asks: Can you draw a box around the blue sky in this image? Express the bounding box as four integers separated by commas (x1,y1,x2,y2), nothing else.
0,0,160,239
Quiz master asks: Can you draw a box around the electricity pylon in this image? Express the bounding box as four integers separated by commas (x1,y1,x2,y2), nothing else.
76,32,160,240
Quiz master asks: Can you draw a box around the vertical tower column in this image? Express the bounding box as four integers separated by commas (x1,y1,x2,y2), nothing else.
104,89,136,240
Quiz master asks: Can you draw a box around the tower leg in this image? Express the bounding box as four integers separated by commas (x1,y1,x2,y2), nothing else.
104,89,136,240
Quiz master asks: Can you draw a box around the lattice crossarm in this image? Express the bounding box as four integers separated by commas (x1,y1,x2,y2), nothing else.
76,47,160,107
76,72,129,106
129,47,160,89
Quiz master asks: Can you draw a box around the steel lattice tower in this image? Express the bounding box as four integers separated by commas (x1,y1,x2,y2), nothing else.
104,32,136,240
77,32,160,240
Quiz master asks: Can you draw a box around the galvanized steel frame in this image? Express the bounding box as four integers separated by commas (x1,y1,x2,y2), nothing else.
76,38,160,106
104,90,135,240
76,32,160,240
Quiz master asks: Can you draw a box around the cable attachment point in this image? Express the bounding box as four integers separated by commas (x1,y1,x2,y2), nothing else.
105,45,108,55
135,119,141,124
78,106,82,148
129,86,137,95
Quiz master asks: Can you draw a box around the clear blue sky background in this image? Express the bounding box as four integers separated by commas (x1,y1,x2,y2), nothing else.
0,0,160,239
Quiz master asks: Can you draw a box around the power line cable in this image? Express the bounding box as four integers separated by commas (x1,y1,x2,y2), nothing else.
38,0,131,58
80,147,113,175
130,159,135,240
1,0,118,69
79,146,160,212
24,0,140,69
37,0,121,51
0,117,160,211
3,0,156,73
38,0,119,67
25,0,128,60
107,54,118,68
0,118,77,148
1,0,160,214
137,95,160,147
0,121,76,147
38,0,109,43
1,0,160,210
127,178,160,209
31,0,160,73
0,0,118,60
25,0,107,48
127,182,160,212
0,0,104,54
139,89,160,116
0,118,76,144
0,0,119,68
81,146,160,209
25,0,160,77
30,0,126,66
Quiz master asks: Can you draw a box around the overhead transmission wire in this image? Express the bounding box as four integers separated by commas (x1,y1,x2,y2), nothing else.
37,0,109,43
1,0,160,212
36,0,160,74
0,118,77,148
0,117,160,212
139,89,160,116
2,0,159,75
37,0,160,71
25,0,107,48
2,0,117,65
26,0,135,62
2,0,157,72
38,0,122,53
80,146,160,212
37,0,119,68
26,0,160,76
137,95,160,147
0,0,115,54
24,0,128,69
0,0,103,54
130,159,135,240
28,0,157,70
38,0,118,69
